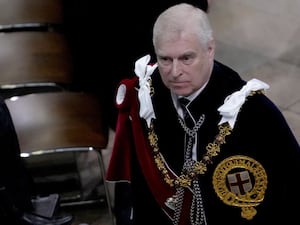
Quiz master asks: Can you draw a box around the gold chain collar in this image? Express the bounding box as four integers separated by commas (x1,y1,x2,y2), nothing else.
148,121,232,188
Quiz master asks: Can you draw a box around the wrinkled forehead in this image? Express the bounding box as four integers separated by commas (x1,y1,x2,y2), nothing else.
155,30,201,49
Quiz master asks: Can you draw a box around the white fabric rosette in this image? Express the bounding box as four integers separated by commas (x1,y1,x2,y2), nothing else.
134,55,158,127
217,78,270,128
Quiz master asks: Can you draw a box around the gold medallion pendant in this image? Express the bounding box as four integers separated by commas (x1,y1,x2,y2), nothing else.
212,155,268,220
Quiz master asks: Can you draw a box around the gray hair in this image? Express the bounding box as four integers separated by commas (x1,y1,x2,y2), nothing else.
152,3,214,50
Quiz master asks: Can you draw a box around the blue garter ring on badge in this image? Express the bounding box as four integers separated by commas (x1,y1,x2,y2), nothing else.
212,155,268,220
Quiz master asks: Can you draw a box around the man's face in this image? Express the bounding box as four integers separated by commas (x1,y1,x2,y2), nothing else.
155,33,215,97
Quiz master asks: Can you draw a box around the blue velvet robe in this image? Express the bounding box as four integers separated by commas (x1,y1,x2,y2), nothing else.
108,61,300,225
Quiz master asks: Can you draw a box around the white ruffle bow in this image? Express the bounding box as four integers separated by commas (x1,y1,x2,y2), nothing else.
134,55,158,127
217,78,270,128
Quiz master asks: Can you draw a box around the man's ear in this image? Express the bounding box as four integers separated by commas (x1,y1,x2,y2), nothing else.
207,39,215,59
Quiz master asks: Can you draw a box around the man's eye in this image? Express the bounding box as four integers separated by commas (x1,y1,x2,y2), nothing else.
159,57,171,65
182,56,193,65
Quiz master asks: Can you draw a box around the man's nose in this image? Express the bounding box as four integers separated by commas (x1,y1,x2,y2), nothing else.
171,60,182,77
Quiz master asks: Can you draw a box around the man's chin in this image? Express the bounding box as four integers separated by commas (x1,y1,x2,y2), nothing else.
172,88,192,97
